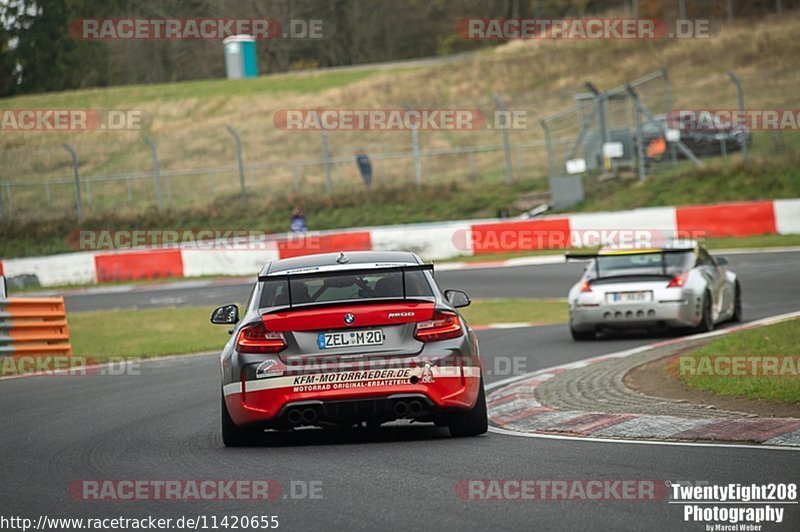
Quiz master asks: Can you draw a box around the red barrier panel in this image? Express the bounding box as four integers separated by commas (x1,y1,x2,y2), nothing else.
471,218,571,255
675,201,776,238
0,260,4,276
277,231,372,259
94,250,184,282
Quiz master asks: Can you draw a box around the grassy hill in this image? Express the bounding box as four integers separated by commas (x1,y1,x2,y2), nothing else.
1,12,799,257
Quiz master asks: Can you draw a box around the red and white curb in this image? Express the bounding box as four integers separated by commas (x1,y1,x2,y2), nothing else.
486,310,800,450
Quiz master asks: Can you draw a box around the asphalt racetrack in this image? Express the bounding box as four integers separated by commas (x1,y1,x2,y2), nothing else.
2,251,799,530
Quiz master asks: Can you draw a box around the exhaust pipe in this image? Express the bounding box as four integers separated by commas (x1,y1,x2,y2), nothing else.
301,408,318,424
408,400,424,416
392,401,409,417
287,409,303,425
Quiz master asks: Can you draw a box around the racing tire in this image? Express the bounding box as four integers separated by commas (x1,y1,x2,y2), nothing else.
570,325,595,341
448,378,488,438
694,292,714,333
221,394,260,447
731,283,743,323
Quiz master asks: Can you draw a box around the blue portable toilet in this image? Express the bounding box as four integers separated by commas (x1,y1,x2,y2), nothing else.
223,35,258,79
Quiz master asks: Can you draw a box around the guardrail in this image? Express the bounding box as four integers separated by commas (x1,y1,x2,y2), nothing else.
0,297,72,356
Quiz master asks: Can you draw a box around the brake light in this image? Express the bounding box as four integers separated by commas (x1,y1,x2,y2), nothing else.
667,273,688,288
580,280,592,293
414,311,463,342
236,323,286,353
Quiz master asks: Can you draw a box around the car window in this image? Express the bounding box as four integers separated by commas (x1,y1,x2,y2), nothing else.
259,269,433,308
593,251,693,278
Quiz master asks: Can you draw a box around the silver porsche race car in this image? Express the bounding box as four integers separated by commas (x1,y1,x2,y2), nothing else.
566,242,742,340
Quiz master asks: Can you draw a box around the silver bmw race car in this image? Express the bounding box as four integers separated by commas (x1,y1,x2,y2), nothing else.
566,242,742,340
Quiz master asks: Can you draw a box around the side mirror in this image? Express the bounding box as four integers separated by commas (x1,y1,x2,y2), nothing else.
716,257,729,266
444,289,471,308
211,304,239,324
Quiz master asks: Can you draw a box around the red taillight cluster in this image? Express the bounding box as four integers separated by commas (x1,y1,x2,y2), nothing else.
414,311,463,342
667,272,688,288
236,323,287,353
580,280,592,293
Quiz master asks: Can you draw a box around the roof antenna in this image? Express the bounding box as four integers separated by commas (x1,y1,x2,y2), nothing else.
336,252,349,264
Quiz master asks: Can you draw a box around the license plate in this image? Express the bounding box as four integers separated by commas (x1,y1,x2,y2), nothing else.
317,329,384,350
606,291,653,304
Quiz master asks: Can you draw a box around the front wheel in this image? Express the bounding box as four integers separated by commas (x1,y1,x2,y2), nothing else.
448,378,488,437
221,394,261,447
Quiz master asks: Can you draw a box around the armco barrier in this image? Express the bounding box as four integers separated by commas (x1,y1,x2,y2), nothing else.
0,297,71,356
1,199,798,287
276,231,372,259
675,201,776,238
471,217,571,254
95,249,183,282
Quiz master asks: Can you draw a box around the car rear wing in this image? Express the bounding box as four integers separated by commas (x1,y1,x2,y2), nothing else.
258,264,435,308
565,249,694,278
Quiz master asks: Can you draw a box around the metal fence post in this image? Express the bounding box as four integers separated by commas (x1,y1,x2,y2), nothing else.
491,92,514,184
728,71,748,161
540,119,554,180
585,83,607,149
776,0,782,16
0,178,4,220
625,85,647,182
404,104,422,186
320,127,333,193
62,143,83,220
226,126,246,199
141,134,164,213
678,0,686,20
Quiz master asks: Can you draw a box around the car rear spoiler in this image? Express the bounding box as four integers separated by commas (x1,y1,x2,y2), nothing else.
565,248,693,261
258,264,435,308
565,249,694,278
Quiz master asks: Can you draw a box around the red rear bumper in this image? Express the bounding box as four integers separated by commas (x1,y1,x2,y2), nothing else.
224,365,481,426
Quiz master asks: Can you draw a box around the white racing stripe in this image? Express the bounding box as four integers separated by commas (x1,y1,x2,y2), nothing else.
223,365,481,395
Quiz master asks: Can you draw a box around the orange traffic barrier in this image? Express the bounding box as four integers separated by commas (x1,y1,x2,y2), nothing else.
0,297,72,357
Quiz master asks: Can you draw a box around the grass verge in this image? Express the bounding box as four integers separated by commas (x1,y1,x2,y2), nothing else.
66,298,566,361
673,319,800,404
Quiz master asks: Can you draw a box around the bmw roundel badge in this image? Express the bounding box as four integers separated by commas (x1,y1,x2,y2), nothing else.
344,313,355,325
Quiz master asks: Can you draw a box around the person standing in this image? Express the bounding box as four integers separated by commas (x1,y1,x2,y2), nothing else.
290,206,308,233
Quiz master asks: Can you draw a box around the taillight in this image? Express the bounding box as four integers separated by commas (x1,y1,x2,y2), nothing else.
580,280,592,293
667,272,688,288
236,323,286,353
414,311,463,342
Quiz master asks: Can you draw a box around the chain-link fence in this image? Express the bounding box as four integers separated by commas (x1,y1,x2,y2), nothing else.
1,63,796,220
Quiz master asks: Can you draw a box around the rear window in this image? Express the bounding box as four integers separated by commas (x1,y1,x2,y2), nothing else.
259,269,434,308
592,251,693,278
